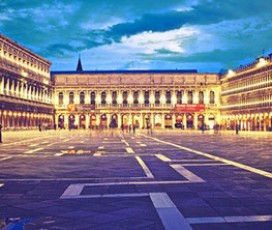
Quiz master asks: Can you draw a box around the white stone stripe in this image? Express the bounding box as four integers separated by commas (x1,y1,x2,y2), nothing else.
171,164,205,182
47,142,58,147
29,143,39,147
135,156,154,178
62,193,149,199
126,147,135,154
146,135,272,179
0,184,4,187
93,153,101,156
139,144,147,146
61,184,84,198
187,215,272,224
54,153,64,157
1,136,47,146
24,148,44,154
121,140,129,146
156,154,171,162
0,156,13,162
98,146,104,149
150,193,192,230
182,163,227,166
68,146,74,149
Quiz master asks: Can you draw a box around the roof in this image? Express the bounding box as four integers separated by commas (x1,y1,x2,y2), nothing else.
51,69,198,75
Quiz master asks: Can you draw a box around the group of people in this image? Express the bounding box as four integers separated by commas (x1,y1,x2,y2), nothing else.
121,124,137,134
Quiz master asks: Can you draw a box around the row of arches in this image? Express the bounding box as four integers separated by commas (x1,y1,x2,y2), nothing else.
57,113,216,130
58,90,216,106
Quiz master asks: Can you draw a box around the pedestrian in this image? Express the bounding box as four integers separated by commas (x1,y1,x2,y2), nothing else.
235,124,239,135
38,123,42,132
133,124,136,134
0,123,3,143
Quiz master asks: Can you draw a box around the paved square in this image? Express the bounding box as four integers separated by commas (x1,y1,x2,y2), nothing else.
0,129,272,229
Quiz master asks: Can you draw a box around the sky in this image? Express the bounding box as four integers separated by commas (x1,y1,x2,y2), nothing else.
1,0,272,73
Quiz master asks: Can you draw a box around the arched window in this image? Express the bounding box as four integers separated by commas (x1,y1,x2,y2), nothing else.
80,92,85,104
133,91,139,105
166,91,171,104
123,91,128,106
199,91,204,104
210,91,215,104
188,91,193,104
101,92,106,105
69,92,74,104
90,92,95,105
58,92,63,106
155,91,160,106
144,91,150,106
112,91,117,106
177,91,182,104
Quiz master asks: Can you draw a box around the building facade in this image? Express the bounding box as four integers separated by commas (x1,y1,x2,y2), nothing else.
51,70,220,130
220,55,272,131
0,34,54,130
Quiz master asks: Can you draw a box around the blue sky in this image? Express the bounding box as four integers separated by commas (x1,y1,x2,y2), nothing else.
1,0,272,72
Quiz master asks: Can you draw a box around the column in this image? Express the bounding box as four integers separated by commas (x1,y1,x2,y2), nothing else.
182,90,187,104
193,114,198,130
86,114,90,129
161,113,165,129
183,115,187,129
106,114,111,128
118,114,122,128
172,114,176,129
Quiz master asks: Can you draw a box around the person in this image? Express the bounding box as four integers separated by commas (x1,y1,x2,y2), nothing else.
235,124,239,135
133,124,136,134
0,123,2,143
38,123,42,132
201,123,205,134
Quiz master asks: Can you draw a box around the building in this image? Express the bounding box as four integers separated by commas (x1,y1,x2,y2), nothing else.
0,34,54,130
51,64,220,130
220,55,272,131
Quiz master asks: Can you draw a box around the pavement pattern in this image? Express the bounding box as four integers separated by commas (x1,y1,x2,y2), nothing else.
0,129,272,229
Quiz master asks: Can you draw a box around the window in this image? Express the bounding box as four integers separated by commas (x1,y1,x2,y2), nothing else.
59,92,63,106
199,91,204,104
69,92,74,104
101,92,106,105
123,91,128,106
144,91,150,106
112,91,117,106
177,91,182,104
166,91,171,104
210,91,215,104
80,92,85,104
155,91,160,106
90,92,95,105
188,91,193,104
133,91,139,105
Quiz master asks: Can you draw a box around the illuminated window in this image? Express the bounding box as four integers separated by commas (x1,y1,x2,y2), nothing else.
188,91,193,104
177,91,182,104
80,92,85,104
90,92,95,105
123,91,128,106
166,91,171,104
101,92,106,105
199,91,204,104
133,91,139,105
69,92,74,104
144,91,150,106
155,91,160,106
58,92,63,106
112,91,117,105
210,91,215,104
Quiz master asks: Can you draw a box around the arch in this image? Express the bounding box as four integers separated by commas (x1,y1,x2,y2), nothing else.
209,91,215,104
68,114,76,129
100,113,107,128
58,92,63,106
110,114,118,128
197,114,205,130
79,114,86,129
208,114,215,130
90,114,96,129
175,113,183,128
69,92,74,104
80,92,85,104
186,113,194,129
133,114,140,128
154,114,162,128
164,113,172,128
58,114,65,129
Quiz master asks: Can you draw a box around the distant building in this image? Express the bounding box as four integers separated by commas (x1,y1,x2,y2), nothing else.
51,67,220,130
0,34,54,130
220,55,272,131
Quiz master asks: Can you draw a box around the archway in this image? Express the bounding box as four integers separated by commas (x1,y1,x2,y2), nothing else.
186,114,194,129
58,115,65,129
100,114,107,128
90,114,96,129
79,114,86,129
133,114,140,128
175,114,183,128
198,114,205,130
68,114,76,129
208,114,215,130
154,114,162,128
110,114,118,128
164,114,172,128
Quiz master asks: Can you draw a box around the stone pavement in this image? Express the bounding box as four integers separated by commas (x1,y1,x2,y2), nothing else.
0,129,272,229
